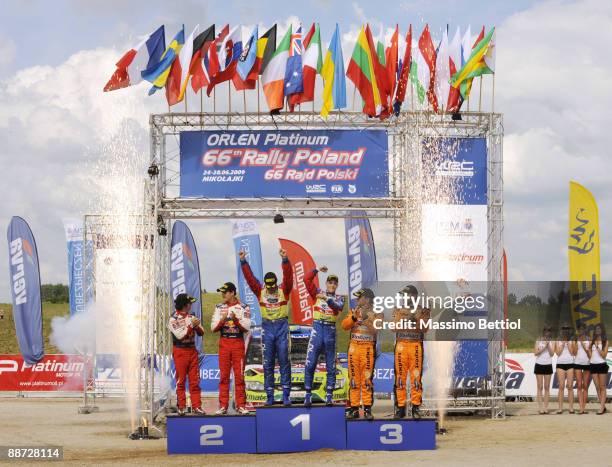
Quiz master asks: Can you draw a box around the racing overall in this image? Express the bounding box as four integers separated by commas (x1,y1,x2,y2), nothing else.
168,310,203,410
341,309,378,408
304,269,344,396
211,300,251,409
393,308,426,408
241,258,293,401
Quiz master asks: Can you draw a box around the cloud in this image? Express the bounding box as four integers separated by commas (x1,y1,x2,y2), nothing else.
0,34,16,70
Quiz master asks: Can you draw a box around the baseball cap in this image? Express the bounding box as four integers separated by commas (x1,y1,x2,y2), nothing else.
326,274,339,283
217,282,237,293
264,272,278,288
175,293,197,310
353,288,375,299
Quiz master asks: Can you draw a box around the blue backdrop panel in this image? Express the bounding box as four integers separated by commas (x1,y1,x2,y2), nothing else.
167,415,257,454
180,129,389,198
256,406,346,453
453,340,489,378
346,419,436,451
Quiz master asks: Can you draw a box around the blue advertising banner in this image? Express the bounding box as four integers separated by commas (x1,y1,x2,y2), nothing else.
180,130,389,198
7,217,44,365
63,218,93,315
171,221,203,353
421,137,487,205
344,214,378,308
232,220,263,326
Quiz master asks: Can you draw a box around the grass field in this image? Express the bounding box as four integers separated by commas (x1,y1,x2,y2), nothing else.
1,297,610,355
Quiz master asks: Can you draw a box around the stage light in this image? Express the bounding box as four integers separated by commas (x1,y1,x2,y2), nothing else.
451,113,462,121
157,215,167,236
148,164,159,178
273,208,284,224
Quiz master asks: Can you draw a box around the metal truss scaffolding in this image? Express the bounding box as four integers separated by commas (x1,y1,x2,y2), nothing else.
85,110,503,427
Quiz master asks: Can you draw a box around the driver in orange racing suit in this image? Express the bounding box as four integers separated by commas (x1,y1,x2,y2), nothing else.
341,288,383,420
392,285,430,419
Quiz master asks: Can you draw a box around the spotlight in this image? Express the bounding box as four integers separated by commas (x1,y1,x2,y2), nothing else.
148,164,160,177
157,215,167,236
451,112,462,121
273,208,285,224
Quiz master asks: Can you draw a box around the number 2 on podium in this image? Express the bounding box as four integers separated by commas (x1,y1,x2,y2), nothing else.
200,425,223,445
290,414,310,441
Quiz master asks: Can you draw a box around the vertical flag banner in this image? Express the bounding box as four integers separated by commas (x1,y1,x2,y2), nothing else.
7,217,44,365
568,182,601,328
344,215,378,308
63,218,92,315
232,220,264,326
171,221,203,353
284,24,304,101
262,24,292,113
278,238,318,326
393,25,412,114
346,25,382,117
320,23,346,117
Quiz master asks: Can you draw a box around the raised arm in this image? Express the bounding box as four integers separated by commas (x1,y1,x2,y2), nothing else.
280,252,293,295
304,268,319,300
240,257,263,297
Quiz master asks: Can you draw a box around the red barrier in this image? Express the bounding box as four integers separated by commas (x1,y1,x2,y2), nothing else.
0,354,86,391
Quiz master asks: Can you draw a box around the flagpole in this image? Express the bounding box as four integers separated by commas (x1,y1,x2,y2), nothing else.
243,89,247,124
228,81,232,115
257,78,260,120
200,89,204,129
492,74,495,113
352,85,356,112
478,76,483,112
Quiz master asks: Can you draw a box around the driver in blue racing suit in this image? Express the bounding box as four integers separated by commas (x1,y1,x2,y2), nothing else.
240,248,293,406
303,266,344,406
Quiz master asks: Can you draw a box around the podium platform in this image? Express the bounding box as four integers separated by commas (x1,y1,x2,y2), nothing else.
167,406,436,454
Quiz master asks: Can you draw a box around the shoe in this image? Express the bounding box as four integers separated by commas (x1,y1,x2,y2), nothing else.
215,407,228,415
193,407,205,415
177,407,186,416
265,392,275,406
346,407,360,419
236,407,250,415
394,406,406,419
363,406,374,420
282,389,292,407
304,392,312,407
412,404,422,419
325,393,333,406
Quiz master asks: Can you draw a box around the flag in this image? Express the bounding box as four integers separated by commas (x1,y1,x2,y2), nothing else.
284,24,304,101
207,25,242,96
434,27,450,112
63,218,93,315
451,27,495,99
393,25,412,114
104,25,165,91
409,42,428,104
144,26,185,95
203,24,229,94
458,26,485,103
7,217,44,365
166,24,199,106
385,25,399,104
189,24,215,94
345,214,378,308
568,182,601,328
171,221,204,354
346,25,382,117
279,238,318,326
417,24,438,112
289,23,322,110
256,25,277,75
232,221,264,326
320,23,346,117
447,26,462,113
371,25,390,115
237,26,258,80
262,24,292,114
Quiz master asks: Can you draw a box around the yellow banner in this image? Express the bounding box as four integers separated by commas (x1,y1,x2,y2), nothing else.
568,181,601,328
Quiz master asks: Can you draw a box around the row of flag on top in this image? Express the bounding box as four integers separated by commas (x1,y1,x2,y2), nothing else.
104,23,495,119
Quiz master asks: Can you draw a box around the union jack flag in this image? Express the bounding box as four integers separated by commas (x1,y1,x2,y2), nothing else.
284,24,304,96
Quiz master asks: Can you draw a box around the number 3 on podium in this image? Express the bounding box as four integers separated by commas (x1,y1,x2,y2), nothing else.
380,424,402,445
200,425,223,446
290,414,310,441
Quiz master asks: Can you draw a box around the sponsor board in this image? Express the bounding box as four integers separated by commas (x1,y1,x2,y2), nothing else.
0,355,86,391
180,130,389,198
505,352,612,397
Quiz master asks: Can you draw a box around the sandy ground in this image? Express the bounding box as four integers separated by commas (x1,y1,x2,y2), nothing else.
0,397,609,466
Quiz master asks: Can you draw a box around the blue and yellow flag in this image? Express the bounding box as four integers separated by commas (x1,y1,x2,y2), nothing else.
320,23,346,117
568,181,601,329
143,26,185,95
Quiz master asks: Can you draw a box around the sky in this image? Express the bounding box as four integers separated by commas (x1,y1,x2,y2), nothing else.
1,0,612,302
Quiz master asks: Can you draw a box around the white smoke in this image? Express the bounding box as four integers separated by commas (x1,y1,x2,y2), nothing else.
50,306,96,355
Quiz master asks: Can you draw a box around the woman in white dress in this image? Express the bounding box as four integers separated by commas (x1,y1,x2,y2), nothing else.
534,326,555,414
589,323,609,415
555,324,575,413
572,324,591,414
